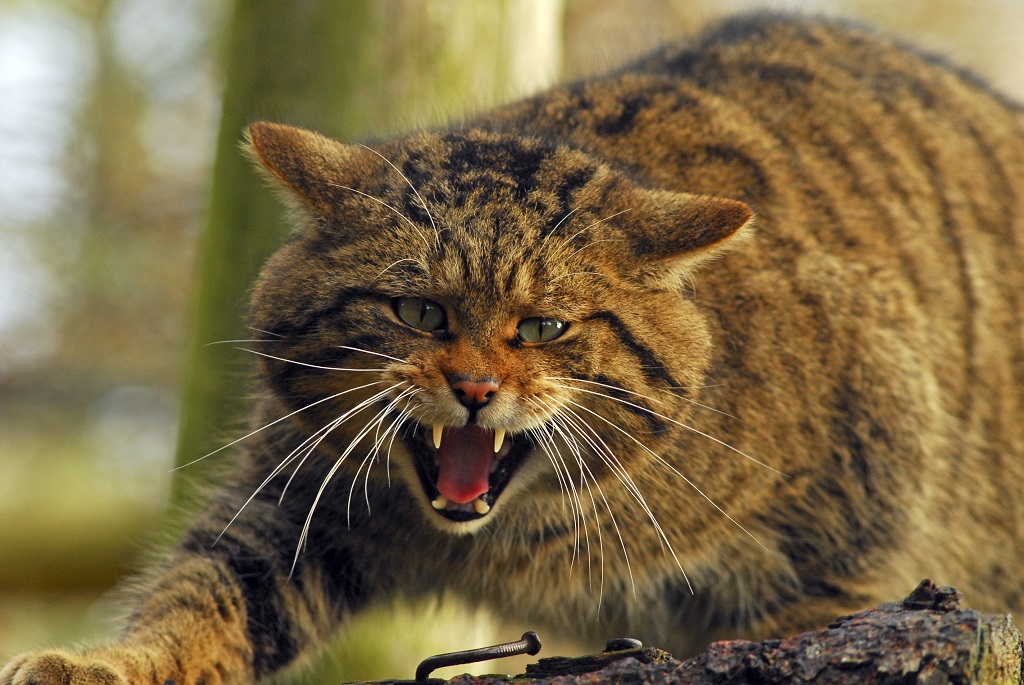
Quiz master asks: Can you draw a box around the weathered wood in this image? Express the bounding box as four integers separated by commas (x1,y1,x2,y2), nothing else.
665,580,1022,685
342,580,1022,684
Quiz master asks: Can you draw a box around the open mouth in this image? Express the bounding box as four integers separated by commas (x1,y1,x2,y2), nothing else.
406,424,533,522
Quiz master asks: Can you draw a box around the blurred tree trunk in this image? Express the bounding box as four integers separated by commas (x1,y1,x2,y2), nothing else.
174,0,566,505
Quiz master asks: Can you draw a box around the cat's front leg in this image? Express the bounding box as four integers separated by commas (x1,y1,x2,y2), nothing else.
1,554,257,685
1,646,179,685
1,494,370,685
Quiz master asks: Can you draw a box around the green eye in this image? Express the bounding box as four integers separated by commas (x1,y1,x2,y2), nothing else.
394,297,447,332
517,317,568,343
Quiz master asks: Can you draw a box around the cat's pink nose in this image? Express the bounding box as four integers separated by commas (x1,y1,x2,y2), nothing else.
450,378,499,408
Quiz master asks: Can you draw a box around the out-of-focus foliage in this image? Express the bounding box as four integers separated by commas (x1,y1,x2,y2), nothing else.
0,0,1020,679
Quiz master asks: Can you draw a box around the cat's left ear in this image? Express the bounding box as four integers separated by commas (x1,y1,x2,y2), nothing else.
616,188,753,287
244,121,382,220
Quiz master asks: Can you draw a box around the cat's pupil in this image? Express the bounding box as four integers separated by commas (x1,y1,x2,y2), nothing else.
517,317,567,343
394,296,446,332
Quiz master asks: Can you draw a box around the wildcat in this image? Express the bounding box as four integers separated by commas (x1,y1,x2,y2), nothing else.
4,12,1023,685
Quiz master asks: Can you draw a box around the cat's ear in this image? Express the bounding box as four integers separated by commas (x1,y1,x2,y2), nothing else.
614,187,753,287
244,121,381,219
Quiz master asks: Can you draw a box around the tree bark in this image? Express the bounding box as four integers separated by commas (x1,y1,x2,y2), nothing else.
364,581,1022,685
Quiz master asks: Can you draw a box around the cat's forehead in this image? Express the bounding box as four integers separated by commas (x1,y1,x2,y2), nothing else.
372,202,602,318
359,133,589,247
396,130,560,186
378,130,606,214
316,129,627,319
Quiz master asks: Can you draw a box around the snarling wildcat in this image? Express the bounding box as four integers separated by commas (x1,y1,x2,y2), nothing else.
4,12,1023,685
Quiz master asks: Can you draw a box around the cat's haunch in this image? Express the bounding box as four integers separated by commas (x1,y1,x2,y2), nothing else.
3,12,1023,685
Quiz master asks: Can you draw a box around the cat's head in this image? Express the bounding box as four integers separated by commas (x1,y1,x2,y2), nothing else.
245,122,751,533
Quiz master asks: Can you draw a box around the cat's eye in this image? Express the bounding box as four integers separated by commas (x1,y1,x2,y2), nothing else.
394,296,447,332
517,317,567,343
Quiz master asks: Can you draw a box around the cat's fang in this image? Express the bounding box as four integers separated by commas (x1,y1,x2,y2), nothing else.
473,498,491,515
494,429,506,453
431,495,449,510
432,424,443,449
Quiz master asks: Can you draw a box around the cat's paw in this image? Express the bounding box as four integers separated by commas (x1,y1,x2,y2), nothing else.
0,650,129,685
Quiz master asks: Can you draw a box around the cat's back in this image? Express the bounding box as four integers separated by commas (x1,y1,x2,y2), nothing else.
484,12,1024,613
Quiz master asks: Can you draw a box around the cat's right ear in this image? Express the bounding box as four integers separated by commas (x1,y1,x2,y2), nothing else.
244,121,380,219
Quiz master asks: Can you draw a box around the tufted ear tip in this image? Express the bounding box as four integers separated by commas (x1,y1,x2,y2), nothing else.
680,194,754,252
609,187,753,287
244,120,277,147
244,121,326,191
242,122,380,218
244,121,301,169
633,190,752,254
706,196,754,238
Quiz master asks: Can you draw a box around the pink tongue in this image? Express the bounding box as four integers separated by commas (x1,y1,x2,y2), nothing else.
436,425,494,504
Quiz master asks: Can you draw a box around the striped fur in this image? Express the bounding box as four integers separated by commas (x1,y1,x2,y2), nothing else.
4,13,1023,685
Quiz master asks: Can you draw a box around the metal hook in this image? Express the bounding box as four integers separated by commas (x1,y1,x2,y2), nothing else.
415,631,542,681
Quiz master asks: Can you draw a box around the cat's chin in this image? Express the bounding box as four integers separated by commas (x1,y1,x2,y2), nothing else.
403,424,535,529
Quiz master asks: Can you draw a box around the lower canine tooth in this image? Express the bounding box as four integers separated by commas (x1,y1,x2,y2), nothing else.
493,429,506,453
431,496,449,510
473,498,491,515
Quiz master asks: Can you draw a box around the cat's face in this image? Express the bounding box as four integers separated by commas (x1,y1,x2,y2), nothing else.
246,123,751,534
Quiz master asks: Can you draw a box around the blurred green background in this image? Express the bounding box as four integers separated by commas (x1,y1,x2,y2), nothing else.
1,0,1021,682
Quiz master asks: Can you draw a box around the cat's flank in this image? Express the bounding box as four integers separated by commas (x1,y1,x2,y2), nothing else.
4,13,1023,685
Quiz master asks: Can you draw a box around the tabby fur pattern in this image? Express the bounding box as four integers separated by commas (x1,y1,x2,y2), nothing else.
4,13,1023,685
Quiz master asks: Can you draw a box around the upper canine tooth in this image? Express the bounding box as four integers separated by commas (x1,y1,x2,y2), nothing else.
432,424,443,449
493,429,505,453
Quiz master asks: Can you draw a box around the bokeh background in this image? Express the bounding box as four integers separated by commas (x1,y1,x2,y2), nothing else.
1,0,1022,681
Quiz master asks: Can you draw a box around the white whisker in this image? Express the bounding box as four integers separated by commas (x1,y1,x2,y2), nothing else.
533,397,628,604
546,397,684,593
372,258,422,284
564,397,769,554
549,208,633,262
237,347,388,373
323,181,432,251
215,383,405,548
550,375,737,419
293,383,413,575
525,407,592,581
538,207,579,250
554,401,684,568
383,395,420,486
204,338,284,346
551,383,783,476
336,345,409,364
351,142,441,248
534,413,608,604
348,386,419,518
174,382,385,471
248,326,284,338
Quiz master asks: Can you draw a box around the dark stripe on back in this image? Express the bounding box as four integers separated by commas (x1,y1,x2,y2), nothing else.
675,144,771,201
860,67,978,419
